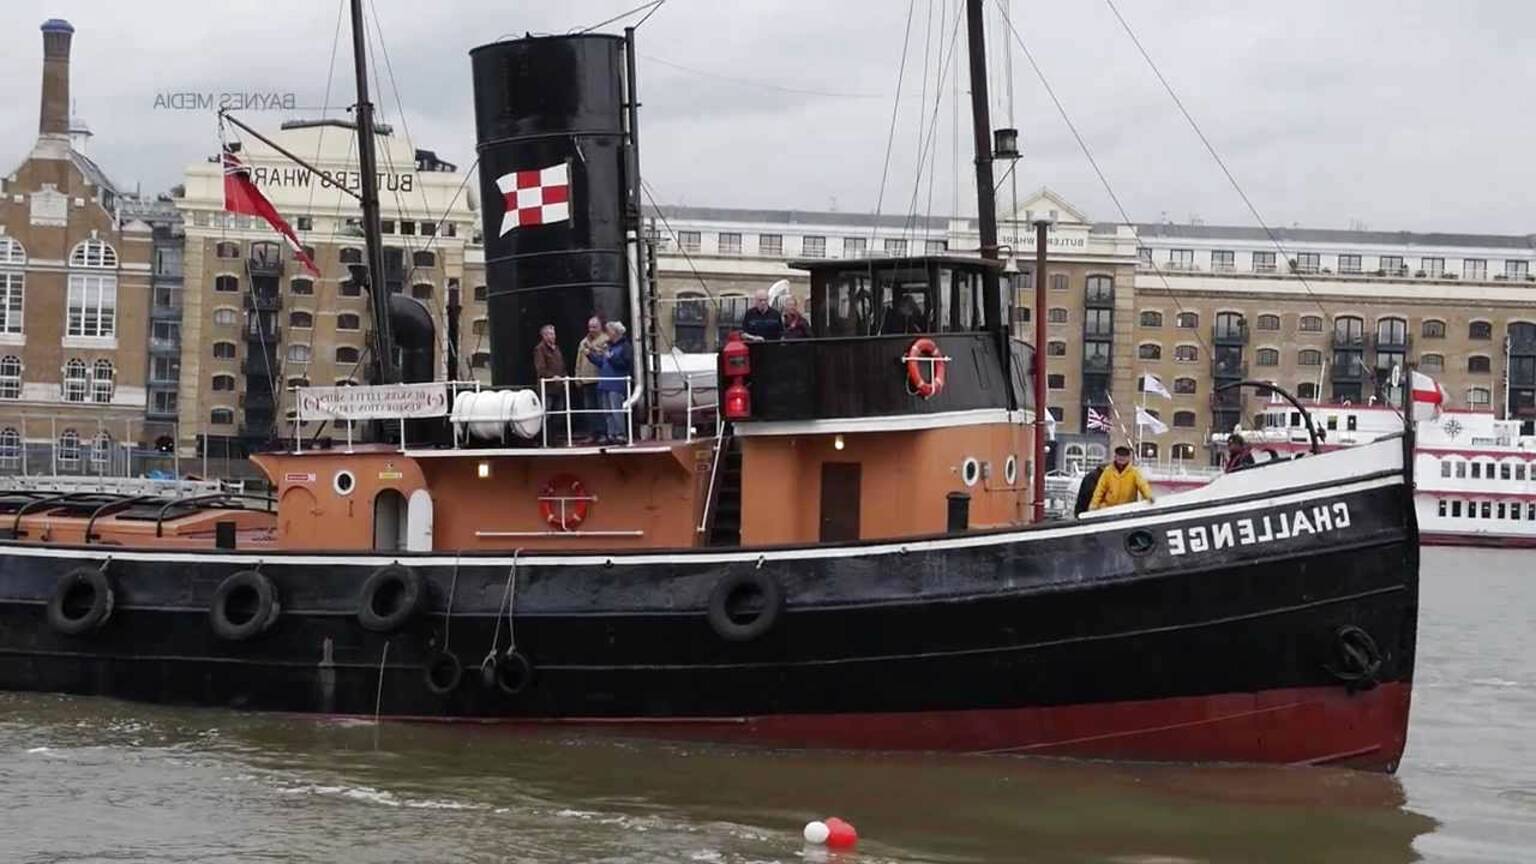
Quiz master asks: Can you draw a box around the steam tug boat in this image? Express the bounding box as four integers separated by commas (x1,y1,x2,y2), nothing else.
0,5,1419,770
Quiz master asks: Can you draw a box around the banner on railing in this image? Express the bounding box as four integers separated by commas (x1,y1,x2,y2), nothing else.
296,383,449,422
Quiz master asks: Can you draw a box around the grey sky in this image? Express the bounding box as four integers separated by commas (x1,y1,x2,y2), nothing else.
2,0,1531,235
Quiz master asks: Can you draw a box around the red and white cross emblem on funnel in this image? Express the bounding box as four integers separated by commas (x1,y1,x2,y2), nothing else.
496,163,571,235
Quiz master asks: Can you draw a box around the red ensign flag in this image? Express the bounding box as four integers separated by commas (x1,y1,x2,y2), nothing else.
223,149,320,277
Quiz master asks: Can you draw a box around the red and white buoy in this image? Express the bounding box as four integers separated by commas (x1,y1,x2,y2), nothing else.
803,817,858,849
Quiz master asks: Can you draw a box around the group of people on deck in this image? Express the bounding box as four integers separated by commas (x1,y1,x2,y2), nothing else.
532,317,632,445
1072,433,1257,517
740,287,811,341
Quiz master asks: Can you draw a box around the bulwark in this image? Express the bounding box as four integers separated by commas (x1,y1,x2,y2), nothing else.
1165,502,1352,556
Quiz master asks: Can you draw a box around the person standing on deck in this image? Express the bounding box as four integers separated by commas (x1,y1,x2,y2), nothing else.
533,324,568,443
573,316,608,441
1224,433,1257,473
781,294,811,339
1090,445,1155,510
1074,461,1107,517
590,321,632,444
741,287,783,341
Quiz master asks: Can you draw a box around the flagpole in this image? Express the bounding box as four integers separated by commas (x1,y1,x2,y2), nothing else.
348,0,399,386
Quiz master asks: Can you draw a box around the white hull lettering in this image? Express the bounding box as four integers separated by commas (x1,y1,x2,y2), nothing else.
1165,502,1353,557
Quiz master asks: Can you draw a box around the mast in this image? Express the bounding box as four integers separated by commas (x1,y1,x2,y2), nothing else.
964,0,1003,332
348,0,398,385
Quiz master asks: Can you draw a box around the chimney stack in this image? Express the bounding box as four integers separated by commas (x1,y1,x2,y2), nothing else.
38,18,74,138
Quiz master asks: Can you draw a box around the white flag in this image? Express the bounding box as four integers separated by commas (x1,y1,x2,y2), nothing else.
1141,373,1171,400
1136,406,1169,435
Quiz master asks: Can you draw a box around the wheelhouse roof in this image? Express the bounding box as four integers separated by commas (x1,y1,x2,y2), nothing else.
787,254,1007,274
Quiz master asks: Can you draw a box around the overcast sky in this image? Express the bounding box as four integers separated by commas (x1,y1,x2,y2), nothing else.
3,0,1532,235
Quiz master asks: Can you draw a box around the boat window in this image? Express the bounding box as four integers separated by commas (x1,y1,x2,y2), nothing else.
1438,500,1447,517
875,265,932,335
820,271,872,337
1346,415,1358,431
1326,415,1338,431
1290,411,1301,427
940,267,987,332
1482,502,1492,518
1451,500,1461,517
1472,462,1482,479
1519,464,1528,481
1528,503,1535,520
1497,502,1506,519
1501,463,1512,480
1456,461,1466,478
1440,461,1451,478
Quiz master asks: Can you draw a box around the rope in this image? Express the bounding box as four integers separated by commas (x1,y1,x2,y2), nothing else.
866,0,919,246
372,639,390,723
576,0,666,34
481,549,521,672
442,554,459,650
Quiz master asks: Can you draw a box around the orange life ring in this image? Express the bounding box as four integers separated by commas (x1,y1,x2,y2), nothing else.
905,337,946,399
539,473,590,531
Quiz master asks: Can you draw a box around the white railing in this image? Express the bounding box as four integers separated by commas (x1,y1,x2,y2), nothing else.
538,376,634,447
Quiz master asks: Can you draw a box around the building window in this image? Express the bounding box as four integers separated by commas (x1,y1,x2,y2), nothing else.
0,237,25,266
401,221,418,236
1298,349,1323,366
1138,247,1153,266
719,233,742,255
214,275,239,293
337,313,361,331
295,216,313,231
882,238,907,256
1422,319,1445,338
1420,353,1444,372
1016,307,1030,323
1254,314,1280,331
1139,311,1162,328
62,358,87,402
1047,307,1069,324
842,237,867,257
1507,261,1530,280
1295,253,1320,273
1469,320,1493,340
287,344,312,363
290,278,314,296
213,341,237,359
335,346,360,364
1297,382,1317,400
1050,274,1068,292
91,359,114,402
759,234,783,256
214,241,240,260
1378,255,1405,276
1174,344,1199,362
67,275,116,337
1172,442,1197,461
1084,276,1113,304
1176,311,1198,329
675,231,701,253
925,239,947,254
1338,254,1362,274
1299,315,1323,332
1047,373,1065,390
381,220,396,234
57,429,80,465
1138,343,1162,360
1173,410,1197,428
1464,259,1487,280
0,270,22,335
1171,377,1196,395
1168,249,1194,269
1140,442,1159,460
1469,355,1491,373
211,373,236,391
1047,340,1067,356
339,247,363,264
213,307,239,326
1084,308,1113,337
0,355,19,399
470,351,490,369
1212,250,1234,272
1253,251,1276,273
802,236,826,258
412,283,433,300
339,278,361,297
0,427,18,466
1468,387,1492,408
473,285,488,302
1256,348,1279,366
151,356,180,383
1421,257,1445,277
290,310,313,329
412,250,436,269
210,408,234,425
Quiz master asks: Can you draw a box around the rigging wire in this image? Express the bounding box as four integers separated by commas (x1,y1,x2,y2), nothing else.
576,0,666,34
632,0,668,30
908,0,935,245
1100,0,1331,321
901,0,965,242
866,0,919,246
296,0,348,391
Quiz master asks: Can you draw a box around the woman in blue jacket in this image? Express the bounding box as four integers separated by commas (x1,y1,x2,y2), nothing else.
589,321,632,443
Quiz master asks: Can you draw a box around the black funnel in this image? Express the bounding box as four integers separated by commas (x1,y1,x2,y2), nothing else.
469,34,631,387
388,294,435,383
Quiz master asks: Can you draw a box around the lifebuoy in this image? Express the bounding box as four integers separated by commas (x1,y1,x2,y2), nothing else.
539,474,591,532
905,338,946,399
47,566,114,636
209,570,281,641
357,564,427,632
707,570,784,642
424,650,464,696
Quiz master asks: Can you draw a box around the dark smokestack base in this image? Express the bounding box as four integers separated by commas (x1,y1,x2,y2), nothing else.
39,19,74,137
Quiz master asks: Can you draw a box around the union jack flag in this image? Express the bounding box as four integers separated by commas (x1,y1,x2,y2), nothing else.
1086,406,1113,432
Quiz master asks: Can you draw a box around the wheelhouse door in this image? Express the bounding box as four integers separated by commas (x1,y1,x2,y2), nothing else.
819,462,862,542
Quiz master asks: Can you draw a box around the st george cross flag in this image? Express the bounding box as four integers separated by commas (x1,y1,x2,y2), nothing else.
1410,369,1447,421
497,163,571,235
1141,373,1172,400
1086,406,1113,432
1135,405,1169,435
223,149,320,276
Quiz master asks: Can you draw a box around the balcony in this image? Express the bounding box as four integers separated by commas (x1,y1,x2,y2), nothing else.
151,302,183,321
1332,331,1366,349
1082,353,1111,374
149,337,180,355
1211,323,1249,345
1083,288,1115,308
245,323,282,343
247,242,284,277
1211,359,1248,379
245,291,282,312
1211,388,1244,410
1331,359,1366,382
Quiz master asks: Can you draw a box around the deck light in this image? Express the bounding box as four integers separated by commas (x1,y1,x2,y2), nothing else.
834,434,846,451
477,461,491,479
993,127,1020,161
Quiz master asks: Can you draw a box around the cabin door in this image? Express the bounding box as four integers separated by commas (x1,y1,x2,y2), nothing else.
405,489,434,552
373,489,407,551
819,462,862,542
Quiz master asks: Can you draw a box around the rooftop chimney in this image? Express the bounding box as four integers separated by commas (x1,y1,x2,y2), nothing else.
39,18,74,138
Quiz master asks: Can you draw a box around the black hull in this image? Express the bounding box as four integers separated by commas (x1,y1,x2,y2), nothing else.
0,466,1418,768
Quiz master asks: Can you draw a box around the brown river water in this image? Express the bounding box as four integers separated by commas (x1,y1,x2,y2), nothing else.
0,546,1531,862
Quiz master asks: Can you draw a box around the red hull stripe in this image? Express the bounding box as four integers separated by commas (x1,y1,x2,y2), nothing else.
343,682,1412,771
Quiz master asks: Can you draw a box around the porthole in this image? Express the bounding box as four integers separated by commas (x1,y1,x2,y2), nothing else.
961,457,981,487
333,469,356,496
1004,455,1018,486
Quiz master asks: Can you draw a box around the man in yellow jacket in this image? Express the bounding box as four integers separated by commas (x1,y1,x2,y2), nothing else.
1090,445,1155,510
